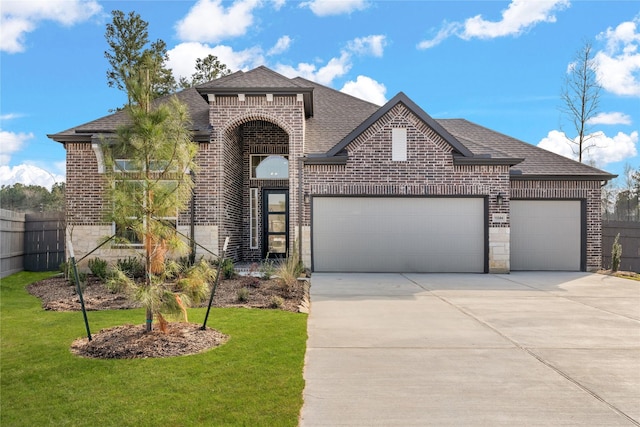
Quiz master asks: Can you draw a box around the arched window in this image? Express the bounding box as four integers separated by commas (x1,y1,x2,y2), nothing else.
251,155,288,179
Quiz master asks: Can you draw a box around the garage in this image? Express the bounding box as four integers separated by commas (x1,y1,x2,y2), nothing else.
510,200,583,271
312,197,486,273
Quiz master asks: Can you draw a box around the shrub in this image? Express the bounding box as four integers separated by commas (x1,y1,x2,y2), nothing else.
88,257,109,280
269,295,284,309
236,288,250,302
260,257,276,280
116,256,145,279
215,258,236,279
611,233,622,272
275,250,304,294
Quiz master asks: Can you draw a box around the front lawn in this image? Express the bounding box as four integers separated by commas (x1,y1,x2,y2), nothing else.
1,272,307,426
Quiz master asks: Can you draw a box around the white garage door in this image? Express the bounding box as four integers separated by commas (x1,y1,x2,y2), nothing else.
312,197,485,272
511,200,582,271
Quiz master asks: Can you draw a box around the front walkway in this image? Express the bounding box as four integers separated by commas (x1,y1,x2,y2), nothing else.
300,272,640,426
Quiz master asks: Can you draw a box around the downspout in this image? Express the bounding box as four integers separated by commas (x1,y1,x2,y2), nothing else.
190,170,196,265
298,157,304,264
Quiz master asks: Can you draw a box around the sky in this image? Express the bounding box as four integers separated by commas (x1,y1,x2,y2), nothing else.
1,0,639,190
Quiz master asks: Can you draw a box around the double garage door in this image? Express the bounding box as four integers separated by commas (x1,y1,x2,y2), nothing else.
312,197,583,272
312,197,485,273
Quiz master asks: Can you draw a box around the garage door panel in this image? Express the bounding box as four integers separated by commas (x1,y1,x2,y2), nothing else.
312,197,485,273
511,200,581,271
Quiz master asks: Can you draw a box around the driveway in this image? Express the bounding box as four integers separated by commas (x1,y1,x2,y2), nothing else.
299,272,640,426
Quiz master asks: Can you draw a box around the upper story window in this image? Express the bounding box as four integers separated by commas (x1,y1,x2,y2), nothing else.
251,155,288,179
113,159,178,173
392,128,407,161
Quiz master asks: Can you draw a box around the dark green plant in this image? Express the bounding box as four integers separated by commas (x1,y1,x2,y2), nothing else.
116,256,145,279
88,257,109,280
611,233,622,272
214,258,236,280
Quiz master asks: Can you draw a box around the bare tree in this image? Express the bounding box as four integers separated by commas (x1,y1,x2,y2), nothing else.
560,41,602,163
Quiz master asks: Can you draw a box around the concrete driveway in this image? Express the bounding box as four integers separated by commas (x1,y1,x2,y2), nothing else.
299,272,640,426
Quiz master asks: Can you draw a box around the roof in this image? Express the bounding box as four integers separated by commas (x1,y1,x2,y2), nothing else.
48,65,614,180
48,87,211,142
196,66,314,117
437,119,615,180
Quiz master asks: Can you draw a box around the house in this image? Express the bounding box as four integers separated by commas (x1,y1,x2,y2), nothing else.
49,66,614,273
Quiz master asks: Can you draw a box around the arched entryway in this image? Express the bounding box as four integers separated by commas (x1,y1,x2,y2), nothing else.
221,119,290,263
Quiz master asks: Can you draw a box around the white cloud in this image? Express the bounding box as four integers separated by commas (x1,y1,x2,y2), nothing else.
0,129,34,165
301,0,368,17
275,34,385,86
268,36,292,56
418,0,569,49
595,17,640,97
276,51,351,85
175,0,261,43
340,75,387,105
587,112,632,126
0,0,102,53
167,42,265,81
0,164,65,190
537,129,638,167
0,113,24,121
270,0,286,10
347,35,386,57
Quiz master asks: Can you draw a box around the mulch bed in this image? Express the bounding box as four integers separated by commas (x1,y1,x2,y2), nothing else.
27,274,309,359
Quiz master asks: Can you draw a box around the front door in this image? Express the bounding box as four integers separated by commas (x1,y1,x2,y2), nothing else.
263,189,289,258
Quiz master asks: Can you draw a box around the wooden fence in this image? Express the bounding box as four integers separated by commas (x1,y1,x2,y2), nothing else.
602,221,640,273
1,209,26,278
23,212,66,272
0,210,65,278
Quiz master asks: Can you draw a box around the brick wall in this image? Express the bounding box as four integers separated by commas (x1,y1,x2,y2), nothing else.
303,103,510,219
66,143,109,226
207,95,305,262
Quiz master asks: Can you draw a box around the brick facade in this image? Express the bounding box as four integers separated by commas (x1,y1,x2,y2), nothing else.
62,87,605,273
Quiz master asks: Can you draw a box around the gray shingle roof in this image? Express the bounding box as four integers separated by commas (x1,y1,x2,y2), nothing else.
437,119,614,179
293,77,381,154
48,66,614,180
197,66,312,90
48,87,210,141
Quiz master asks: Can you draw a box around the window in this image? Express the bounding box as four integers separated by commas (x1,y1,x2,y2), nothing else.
113,159,178,173
392,128,407,161
250,155,288,179
250,188,259,249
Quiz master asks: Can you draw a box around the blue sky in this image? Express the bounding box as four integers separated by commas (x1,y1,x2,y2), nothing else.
1,0,638,189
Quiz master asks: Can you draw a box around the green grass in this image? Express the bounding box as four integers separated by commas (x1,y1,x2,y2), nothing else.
1,272,308,426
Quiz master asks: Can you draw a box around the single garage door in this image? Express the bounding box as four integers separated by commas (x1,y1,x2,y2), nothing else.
511,200,582,271
312,197,485,272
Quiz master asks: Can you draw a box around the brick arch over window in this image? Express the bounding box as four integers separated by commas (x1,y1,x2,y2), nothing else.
221,112,295,140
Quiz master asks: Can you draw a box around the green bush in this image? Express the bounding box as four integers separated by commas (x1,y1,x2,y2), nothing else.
236,287,250,302
611,233,622,272
116,256,145,279
269,295,284,309
88,257,109,280
260,257,276,280
214,258,236,279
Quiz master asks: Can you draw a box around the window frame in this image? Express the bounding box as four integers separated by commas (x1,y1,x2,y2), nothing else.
250,154,289,180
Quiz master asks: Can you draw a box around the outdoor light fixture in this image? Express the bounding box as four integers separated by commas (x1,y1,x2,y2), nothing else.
496,192,504,206
304,193,310,204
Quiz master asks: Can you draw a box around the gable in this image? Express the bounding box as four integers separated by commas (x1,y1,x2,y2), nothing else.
324,92,474,159
343,102,459,163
